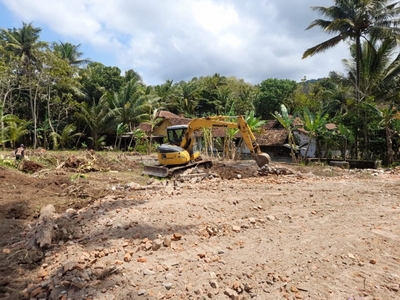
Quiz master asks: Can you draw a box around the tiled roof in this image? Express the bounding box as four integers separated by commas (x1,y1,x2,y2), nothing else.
255,129,288,146
262,120,280,129
135,123,152,134
168,118,191,125
157,110,180,119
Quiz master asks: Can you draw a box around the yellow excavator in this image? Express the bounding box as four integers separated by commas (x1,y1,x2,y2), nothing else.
143,115,271,177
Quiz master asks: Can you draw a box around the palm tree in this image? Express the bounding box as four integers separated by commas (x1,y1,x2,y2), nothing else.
74,97,117,150
320,81,354,118
339,37,400,159
343,37,400,102
52,41,90,66
303,0,400,102
176,81,200,117
153,80,178,112
1,22,47,69
107,77,148,131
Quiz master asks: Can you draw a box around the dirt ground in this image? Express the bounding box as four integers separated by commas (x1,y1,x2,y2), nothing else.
0,150,399,300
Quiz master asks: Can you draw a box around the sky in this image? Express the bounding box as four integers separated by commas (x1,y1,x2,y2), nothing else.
0,0,349,86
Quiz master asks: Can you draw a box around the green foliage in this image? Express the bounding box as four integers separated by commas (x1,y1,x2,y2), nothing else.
0,155,15,168
49,123,81,150
254,78,297,120
79,62,124,104
272,104,297,162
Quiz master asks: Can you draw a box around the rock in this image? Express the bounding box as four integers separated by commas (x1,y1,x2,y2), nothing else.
172,233,182,240
224,287,239,299
37,269,48,278
123,253,132,262
137,257,147,263
232,225,241,232
163,236,171,247
2,248,11,254
163,282,173,290
144,241,152,251
194,287,203,295
209,279,219,289
30,286,45,298
266,215,275,221
143,269,155,276
386,284,399,292
138,289,146,296
369,259,377,264
152,239,163,251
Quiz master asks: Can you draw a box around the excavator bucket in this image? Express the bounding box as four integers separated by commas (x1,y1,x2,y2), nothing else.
255,153,271,168
142,165,170,178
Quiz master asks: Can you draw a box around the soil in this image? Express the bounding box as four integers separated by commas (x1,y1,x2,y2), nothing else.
0,150,399,300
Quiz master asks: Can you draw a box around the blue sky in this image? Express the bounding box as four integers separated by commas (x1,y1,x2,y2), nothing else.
0,0,348,86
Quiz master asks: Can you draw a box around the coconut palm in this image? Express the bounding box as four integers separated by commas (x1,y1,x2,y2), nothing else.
338,37,400,159
1,22,47,68
74,97,117,150
342,37,400,102
107,77,148,131
52,41,90,66
321,83,355,118
175,81,200,117
303,0,400,102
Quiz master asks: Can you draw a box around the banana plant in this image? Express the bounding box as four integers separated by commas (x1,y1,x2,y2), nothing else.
0,102,28,149
114,123,128,150
272,104,297,163
49,123,82,150
302,107,329,158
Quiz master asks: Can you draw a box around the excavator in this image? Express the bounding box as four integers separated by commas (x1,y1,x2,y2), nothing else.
143,115,271,177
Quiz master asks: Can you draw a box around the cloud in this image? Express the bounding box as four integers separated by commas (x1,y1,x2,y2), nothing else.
1,0,348,85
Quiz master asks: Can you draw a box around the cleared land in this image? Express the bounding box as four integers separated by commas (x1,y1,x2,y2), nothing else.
0,150,399,299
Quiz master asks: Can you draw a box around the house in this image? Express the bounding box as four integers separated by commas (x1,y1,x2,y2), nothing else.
293,123,339,158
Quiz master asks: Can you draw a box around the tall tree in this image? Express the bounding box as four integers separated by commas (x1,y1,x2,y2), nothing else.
52,41,90,66
74,97,117,149
175,80,200,117
1,22,47,69
254,78,297,120
303,0,400,102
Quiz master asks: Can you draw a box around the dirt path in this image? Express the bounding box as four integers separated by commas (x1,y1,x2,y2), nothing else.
0,153,399,299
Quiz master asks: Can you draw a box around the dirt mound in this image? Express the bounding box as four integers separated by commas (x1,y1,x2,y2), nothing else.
19,160,44,173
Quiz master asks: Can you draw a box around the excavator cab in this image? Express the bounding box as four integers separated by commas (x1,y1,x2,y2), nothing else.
167,125,187,146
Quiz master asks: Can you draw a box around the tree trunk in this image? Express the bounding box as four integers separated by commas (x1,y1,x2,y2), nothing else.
385,126,394,165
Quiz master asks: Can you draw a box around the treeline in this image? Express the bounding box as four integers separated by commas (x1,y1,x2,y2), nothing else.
0,20,399,165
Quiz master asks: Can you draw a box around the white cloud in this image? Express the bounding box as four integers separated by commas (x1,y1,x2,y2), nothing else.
192,0,239,35
0,0,348,85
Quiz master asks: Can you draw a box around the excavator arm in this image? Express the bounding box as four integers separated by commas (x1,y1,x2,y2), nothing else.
181,115,270,168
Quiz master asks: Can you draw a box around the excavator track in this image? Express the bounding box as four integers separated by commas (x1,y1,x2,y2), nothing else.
143,160,212,178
